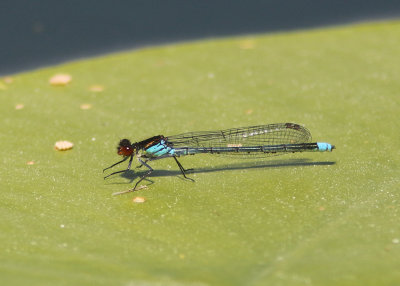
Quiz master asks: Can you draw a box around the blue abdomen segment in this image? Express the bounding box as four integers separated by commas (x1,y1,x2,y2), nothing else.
316,142,334,152
145,140,175,157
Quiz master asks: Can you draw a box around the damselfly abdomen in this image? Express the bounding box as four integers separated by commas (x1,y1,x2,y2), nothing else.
104,123,335,195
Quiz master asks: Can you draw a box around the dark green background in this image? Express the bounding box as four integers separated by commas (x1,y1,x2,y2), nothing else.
2,0,400,75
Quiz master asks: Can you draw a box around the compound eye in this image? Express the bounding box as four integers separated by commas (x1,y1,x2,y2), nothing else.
117,139,133,156
118,146,133,156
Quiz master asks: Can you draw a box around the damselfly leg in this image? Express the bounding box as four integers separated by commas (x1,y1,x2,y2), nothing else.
103,156,129,173
110,159,153,196
135,159,148,168
103,155,133,179
131,158,154,191
173,155,194,182
130,156,193,191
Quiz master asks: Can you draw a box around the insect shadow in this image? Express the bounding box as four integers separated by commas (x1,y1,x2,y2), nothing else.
104,158,336,185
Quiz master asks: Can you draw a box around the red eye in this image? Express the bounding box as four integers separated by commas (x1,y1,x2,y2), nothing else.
118,146,133,156
117,139,133,156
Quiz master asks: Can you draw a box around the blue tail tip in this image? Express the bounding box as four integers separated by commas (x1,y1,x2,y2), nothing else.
317,142,335,152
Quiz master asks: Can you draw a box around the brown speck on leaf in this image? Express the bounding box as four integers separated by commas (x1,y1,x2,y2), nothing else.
80,104,92,110
3,77,13,84
133,197,146,203
49,74,72,86
15,104,24,110
54,141,74,151
89,85,104,92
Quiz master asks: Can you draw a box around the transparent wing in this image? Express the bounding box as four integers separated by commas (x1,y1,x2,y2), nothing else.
166,123,311,148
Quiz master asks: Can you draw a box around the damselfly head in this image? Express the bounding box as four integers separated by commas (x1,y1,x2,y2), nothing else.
117,139,134,156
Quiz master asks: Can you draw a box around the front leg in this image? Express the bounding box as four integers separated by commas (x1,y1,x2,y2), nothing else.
104,155,134,179
115,158,154,194
103,156,129,173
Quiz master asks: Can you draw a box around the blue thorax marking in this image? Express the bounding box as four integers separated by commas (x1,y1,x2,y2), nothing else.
144,140,175,157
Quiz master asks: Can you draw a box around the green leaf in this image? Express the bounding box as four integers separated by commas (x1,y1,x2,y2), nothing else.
1,20,399,286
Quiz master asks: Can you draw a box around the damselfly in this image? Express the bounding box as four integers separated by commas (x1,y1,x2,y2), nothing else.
104,123,335,195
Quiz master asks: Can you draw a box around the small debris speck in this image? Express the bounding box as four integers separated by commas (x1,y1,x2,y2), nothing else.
80,103,92,110
26,161,35,165
49,74,72,86
15,104,24,110
89,85,104,92
392,238,399,244
133,197,146,203
113,185,148,196
227,144,242,147
3,77,13,84
60,224,65,228
55,141,74,151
